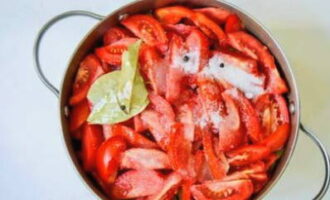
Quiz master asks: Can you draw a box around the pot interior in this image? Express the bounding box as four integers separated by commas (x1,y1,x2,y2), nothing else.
60,0,300,199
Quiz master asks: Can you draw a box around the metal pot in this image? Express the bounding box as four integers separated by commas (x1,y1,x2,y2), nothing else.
33,0,330,199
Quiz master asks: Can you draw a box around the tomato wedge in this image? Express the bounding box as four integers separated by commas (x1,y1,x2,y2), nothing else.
156,6,195,24
155,6,227,46
111,169,164,199
96,136,127,184
121,15,168,51
228,89,262,143
139,46,168,95
120,148,170,170
218,49,259,75
260,123,290,152
202,128,228,179
103,27,132,45
82,124,104,171
69,100,90,131
191,179,254,200
146,172,182,200
255,94,290,139
225,14,243,33
166,33,185,102
195,7,232,24
95,37,138,66
111,124,158,149
69,54,104,105
226,145,271,166
168,123,192,176
164,24,196,37
218,92,244,151
228,31,288,93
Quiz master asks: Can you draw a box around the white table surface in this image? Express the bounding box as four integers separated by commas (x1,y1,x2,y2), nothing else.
0,0,329,199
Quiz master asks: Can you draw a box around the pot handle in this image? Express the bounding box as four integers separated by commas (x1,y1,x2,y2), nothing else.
33,10,104,98
300,123,330,199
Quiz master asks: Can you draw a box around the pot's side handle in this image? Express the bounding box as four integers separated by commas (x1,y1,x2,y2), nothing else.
300,123,330,199
33,10,104,98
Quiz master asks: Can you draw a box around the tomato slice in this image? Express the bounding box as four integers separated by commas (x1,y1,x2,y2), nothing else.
195,7,232,24
164,24,196,37
255,94,290,139
197,78,224,131
156,6,195,24
120,148,170,170
121,15,168,51
82,124,104,171
69,100,90,131
225,14,243,33
177,104,195,142
166,33,185,102
168,123,192,176
228,89,262,143
69,54,104,105
181,180,193,200
147,172,182,200
218,92,244,151
191,179,254,200
228,31,288,93
226,145,271,166
111,169,164,199
96,136,127,184
193,12,227,45
95,37,138,66
140,110,169,149
139,47,168,95
149,93,175,122
103,27,132,45
111,124,158,149
217,49,259,75
260,123,290,152
202,128,229,179
155,6,227,46
133,115,147,132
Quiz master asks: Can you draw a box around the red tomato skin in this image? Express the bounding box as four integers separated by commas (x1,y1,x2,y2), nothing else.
156,6,195,24
103,27,132,45
225,14,243,33
69,100,90,131
96,136,127,184
121,15,168,51
195,7,232,24
82,124,104,171
69,54,104,106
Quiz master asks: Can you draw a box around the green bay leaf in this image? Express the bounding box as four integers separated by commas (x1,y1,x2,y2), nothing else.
87,40,149,124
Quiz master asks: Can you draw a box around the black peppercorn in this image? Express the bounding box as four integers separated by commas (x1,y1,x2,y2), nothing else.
219,63,225,68
183,55,190,62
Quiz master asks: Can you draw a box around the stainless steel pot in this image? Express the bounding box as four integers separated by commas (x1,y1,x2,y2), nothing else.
33,0,330,199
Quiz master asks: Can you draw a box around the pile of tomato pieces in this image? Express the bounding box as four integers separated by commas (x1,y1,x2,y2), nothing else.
69,5,290,200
